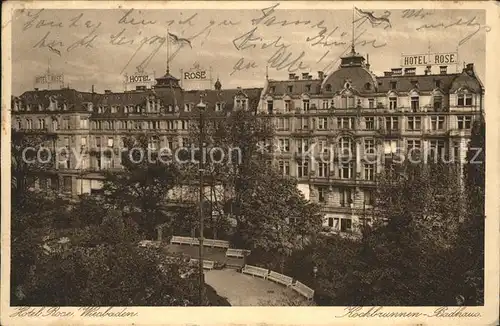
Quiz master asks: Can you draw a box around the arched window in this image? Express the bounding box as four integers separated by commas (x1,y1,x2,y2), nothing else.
17,120,22,129
52,119,58,131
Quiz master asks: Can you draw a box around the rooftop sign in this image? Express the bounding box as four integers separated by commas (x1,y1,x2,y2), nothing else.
401,52,458,67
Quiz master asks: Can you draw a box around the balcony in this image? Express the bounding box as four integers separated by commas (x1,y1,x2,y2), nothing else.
291,129,313,136
448,129,471,137
378,128,402,138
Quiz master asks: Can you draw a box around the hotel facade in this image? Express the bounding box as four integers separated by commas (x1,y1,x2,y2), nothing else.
12,47,484,234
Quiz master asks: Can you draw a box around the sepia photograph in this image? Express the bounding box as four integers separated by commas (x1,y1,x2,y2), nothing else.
1,1,499,325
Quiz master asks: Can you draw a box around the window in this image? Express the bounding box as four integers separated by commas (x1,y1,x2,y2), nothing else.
340,218,352,232
267,100,273,114
276,117,289,130
453,142,461,161
39,118,45,129
107,137,114,148
81,137,87,147
385,117,399,130
270,86,275,93
411,96,420,112
318,162,329,178
407,140,421,153
215,102,222,111
318,140,329,154
297,139,309,153
431,116,445,130
407,117,421,131
364,139,375,154
457,94,473,106
364,189,374,205
27,119,33,129
364,164,375,180
384,140,398,154
64,137,70,148
79,118,88,129
305,84,311,92
339,187,352,207
327,217,339,229
433,96,443,111
325,84,332,92
339,162,353,179
429,140,446,158
287,85,293,93
346,96,355,108
435,80,441,88
390,81,397,90
339,117,354,129
284,100,291,112
278,160,290,175
184,103,192,112
95,137,101,147
389,97,397,110
318,186,327,202
301,117,309,129
318,117,328,130
297,160,309,178
17,120,22,129
52,120,58,130
63,118,70,129
322,100,329,110
458,116,472,129
63,176,72,192
368,98,375,109
278,138,290,152
339,137,352,154
303,100,310,112
365,117,375,130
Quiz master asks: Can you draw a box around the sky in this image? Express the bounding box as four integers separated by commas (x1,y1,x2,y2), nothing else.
11,6,488,95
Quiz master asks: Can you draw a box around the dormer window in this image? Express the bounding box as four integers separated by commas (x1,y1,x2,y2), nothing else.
305,84,311,92
390,81,397,90
325,84,332,92
303,99,310,112
435,80,441,88
215,102,222,111
457,93,473,106
270,86,276,94
364,83,371,90
284,100,291,112
411,96,420,112
287,85,293,93
267,100,274,114
184,103,192,112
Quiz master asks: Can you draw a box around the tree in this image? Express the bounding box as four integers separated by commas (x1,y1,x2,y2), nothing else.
239,168,323,272
455,117,485,305
102,134,181,238
316,160,466,305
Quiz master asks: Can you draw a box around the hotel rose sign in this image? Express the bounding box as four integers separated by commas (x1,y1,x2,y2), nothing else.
401,52,458,67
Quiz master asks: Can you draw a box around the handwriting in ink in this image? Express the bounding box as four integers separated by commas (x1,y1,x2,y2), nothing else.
401,9,433,19
230,58,258,76
267,47,309,72
66,22,101,52
415,16,491,45
22,9,63,31
252,3,311,27
118,9,157,25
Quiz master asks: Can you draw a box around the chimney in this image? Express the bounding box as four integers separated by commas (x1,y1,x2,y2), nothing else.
289,73,296,80
302,72,309,79
318,71,324,80
384,72,392,77
307,75,313,80
104,90,112,94
404,68,416,76
439,66,447,75
391,68,402,76
92,85,95,93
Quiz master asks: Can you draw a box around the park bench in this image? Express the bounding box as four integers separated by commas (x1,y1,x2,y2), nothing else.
267,270,294,287
241,264,269,279
170,236,195,246
291,281,315,300
210,239,230,249
225,248,246,258
189,258,215,270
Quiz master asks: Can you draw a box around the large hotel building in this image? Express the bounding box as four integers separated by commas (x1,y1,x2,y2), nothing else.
12,47,484,235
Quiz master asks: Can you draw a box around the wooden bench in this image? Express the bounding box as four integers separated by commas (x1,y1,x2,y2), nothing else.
211,239,230,249
291,281,314,300
170,236,195,246
241,264,269,279
268,270,293,287
189,258,215,270
226,248,245,258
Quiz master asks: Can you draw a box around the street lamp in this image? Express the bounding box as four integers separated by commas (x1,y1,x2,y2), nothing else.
197,97,207,305
313,265,318,279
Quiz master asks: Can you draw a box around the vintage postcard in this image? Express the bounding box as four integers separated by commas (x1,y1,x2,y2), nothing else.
1,1,499,325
